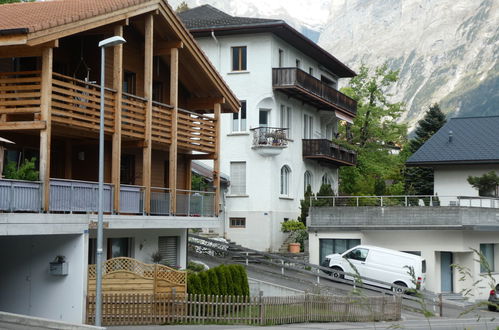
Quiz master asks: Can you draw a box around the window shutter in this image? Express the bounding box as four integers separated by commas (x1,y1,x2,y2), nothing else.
158,236,179,267
230,162,246,195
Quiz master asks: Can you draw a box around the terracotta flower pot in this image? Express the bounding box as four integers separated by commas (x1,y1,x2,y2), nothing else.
288,243,300,253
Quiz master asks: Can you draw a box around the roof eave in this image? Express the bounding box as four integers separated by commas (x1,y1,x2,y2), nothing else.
188,22,356,78
406,159,499,167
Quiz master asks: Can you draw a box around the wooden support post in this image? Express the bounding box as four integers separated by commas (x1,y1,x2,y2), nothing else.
39,47,53,212
169,47,179,214
112,25,124,213
143,15,153,214
185,158,192,190
213,103,222,216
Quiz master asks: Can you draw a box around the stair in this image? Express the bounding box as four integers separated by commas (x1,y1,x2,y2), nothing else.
228,242,266,264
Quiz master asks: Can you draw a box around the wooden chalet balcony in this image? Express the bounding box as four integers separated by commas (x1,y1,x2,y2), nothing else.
302,139,356,166
0,71,216,154
272,68,357,117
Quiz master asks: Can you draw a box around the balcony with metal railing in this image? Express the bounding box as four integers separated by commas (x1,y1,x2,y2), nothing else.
250,127,289,156
302,139,356,166
308,195,499,230
0,178,215,217
272,68,357,118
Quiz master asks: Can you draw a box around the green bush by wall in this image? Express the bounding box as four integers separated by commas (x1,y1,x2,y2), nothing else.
187,264,249,297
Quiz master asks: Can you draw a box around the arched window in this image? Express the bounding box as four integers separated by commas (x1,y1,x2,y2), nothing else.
280,165,291,195
322,173,331,187
304,171,312,193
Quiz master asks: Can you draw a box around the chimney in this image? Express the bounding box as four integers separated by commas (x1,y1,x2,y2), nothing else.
448,130,453,143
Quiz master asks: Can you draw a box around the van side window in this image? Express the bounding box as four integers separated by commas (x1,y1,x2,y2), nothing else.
345,248,369,262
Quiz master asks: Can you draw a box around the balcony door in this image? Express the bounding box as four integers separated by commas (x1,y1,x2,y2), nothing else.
259,109,270,127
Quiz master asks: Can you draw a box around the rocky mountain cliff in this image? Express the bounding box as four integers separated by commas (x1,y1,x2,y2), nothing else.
171,0,498,126
317,0,498,125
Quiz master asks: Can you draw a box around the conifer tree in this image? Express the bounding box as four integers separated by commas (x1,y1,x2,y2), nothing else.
405,103,446,195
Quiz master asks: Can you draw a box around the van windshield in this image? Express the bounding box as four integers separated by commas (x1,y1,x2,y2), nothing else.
344,248,369,262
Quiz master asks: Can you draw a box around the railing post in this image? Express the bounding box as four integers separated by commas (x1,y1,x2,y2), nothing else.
356,197,359,207
70,183,74,214
187,191,191,216
332,196,335,207
246,252,249,266
430,195,433,206
405,196,408,207
281,260,284,276
380,196,383,207
9,180,14,212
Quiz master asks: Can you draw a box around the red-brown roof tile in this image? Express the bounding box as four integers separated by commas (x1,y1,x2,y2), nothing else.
0,0,154,34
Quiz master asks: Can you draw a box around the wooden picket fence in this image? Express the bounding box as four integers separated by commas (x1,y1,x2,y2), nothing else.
86,293,401,326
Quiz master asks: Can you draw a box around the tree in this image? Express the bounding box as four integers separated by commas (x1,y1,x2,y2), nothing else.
0,0,34,4
467,171,499,197
338,64,407,195
175,1,189,13
3,157,39,181
405,104,446,195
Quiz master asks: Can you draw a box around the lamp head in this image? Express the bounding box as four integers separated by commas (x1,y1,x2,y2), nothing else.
98,36,126,48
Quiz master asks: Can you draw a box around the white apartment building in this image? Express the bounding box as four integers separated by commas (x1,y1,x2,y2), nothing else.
180,5,357,251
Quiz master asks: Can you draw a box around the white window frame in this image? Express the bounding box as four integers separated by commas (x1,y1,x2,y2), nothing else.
232,100,247,132
322,173,332,187
303,114,313,139
280,165,291,196
304,171,312,193
280,105,292,138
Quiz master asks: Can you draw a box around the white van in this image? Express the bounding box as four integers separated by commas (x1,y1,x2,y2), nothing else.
322,245,425,293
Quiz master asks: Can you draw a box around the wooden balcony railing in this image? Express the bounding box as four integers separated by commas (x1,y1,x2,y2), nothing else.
0,71,42,118
177,108,216,153
51,72,116,133
272,68,357,117
302,139,356,166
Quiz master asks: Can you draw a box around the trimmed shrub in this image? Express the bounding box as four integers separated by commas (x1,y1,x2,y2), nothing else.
228,265,242,296
187,273,203,295
198,271,210,295
207,269,220,295
224,265,234,296
215,265,228,296
236,265,250,296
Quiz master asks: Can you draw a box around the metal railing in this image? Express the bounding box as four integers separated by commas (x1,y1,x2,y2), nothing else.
49,179,113,213
151,187,170,215
176,189,215,217
250,127,289,147
120,185,144,214
0,179,42,212
312,195,499,208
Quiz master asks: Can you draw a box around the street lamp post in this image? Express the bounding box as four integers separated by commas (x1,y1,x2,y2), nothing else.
96,36,126,327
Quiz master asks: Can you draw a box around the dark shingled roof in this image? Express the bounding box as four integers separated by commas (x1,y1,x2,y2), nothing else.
406,116,499,165
179,4,282,29
178,5,355,78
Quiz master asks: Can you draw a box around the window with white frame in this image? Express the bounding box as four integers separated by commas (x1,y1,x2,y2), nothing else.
232,100,247,132
280,165,291,195
230,162,246,195
296,59,301,68
280,105,292,137
303,114,313,139
278,49,284,67
322,173,332,187
480,243,496,272
304,171,312,193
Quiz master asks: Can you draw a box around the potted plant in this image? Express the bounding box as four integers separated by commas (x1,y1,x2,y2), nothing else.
281,220,307,253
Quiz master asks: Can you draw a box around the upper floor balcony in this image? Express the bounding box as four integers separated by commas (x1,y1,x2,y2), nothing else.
307,195,499,231
0,178,215,217
250,126,289,156
272,68,357,118
0,71,216,154
302,139,356,166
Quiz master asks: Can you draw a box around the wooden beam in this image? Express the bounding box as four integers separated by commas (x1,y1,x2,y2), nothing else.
153,40,183,55
185,97,225,111
185,157,192,191
0,121,46,130
143,14,154,215
0,34,27,46
112,25,124,214
0,40,58,58
169,46,179,215
184,153,215,160
39,47,53,212
122,140,146,149
213,103,221,216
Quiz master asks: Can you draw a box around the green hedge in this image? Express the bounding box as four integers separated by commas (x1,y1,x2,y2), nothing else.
187,264,249,297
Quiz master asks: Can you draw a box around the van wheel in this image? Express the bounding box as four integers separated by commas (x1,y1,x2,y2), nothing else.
330,266,344,280
392,281,407,294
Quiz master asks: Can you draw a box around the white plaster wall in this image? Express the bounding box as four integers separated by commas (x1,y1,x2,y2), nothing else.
0,234,87,324
195,33,342,251
309,230,499,299
89,228,188,269
434,164,499,205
